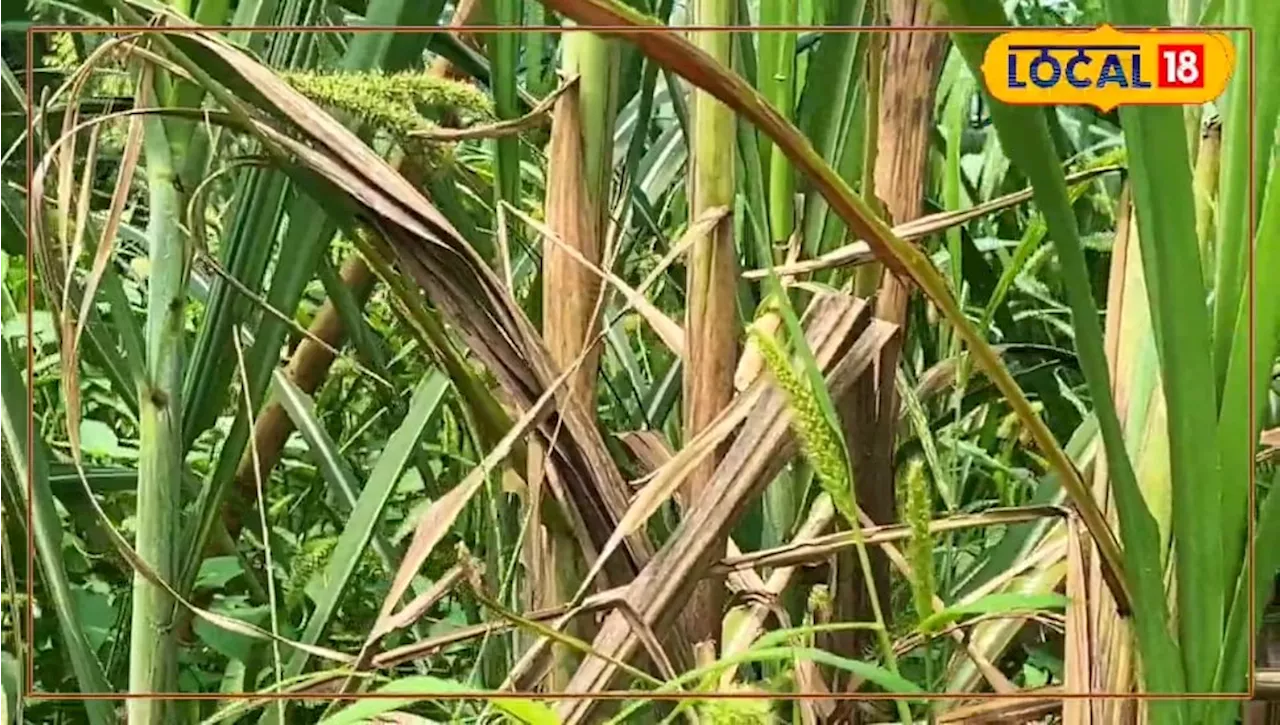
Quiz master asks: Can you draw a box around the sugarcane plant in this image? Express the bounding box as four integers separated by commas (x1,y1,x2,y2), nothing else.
0,0,1276,723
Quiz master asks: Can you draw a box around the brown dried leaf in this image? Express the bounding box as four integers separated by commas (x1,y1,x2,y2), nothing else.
546,296,884,719
154,27,653,588
573,378,764,601
539,0,1130,613
741,164,1122,280
542,83,606,406
937,690,1063,724
1063,515,1092,725
614,430,766,595
509,202,730,360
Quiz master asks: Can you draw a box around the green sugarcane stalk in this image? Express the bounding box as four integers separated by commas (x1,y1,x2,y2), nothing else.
682,0,740,651
758,0,801,574
761,0,797,245
565,33,619,218
129,79,187,722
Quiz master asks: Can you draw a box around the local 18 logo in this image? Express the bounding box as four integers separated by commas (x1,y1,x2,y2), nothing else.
981,25,1234,111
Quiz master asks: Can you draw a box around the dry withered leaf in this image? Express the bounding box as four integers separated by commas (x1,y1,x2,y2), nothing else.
153,27,657,591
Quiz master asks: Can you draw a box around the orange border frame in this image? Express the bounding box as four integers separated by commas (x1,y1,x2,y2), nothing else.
19,20,1258,709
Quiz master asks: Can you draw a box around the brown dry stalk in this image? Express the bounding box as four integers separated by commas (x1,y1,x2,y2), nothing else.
542,81,603,423
534,67,609,689
221,254,376,540
1088,186,1141,722
1256,670,1280,698
829,7,949,702
936,689,1064,723
1063,514,1092,725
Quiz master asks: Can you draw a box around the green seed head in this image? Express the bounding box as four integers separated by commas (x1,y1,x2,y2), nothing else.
807,583,832,615
750,322,858,530
282,70,493,171
46,33,80,72
900,457,936,625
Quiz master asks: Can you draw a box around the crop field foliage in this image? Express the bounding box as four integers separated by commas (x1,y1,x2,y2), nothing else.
0,0,1276,723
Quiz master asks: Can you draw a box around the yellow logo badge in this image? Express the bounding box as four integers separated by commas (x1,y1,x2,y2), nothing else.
980,24,1234,111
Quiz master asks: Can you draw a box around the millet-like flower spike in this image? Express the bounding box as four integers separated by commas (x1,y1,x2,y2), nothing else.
281,70,493,172
749,322,859,531
900,457,936,625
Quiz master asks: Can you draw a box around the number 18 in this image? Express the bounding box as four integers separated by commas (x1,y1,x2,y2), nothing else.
1159,45,1205,88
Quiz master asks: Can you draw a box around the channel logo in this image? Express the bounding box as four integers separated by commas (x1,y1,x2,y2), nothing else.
980,25,1234,111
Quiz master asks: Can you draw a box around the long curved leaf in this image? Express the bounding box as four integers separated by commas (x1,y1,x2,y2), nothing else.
939,0,1188,708
0,344,114,722
534,0,1130,611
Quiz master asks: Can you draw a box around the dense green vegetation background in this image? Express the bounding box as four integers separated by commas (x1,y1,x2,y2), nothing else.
0,0,1276,722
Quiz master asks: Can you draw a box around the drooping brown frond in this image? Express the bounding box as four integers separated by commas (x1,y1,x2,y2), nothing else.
156,28,653,592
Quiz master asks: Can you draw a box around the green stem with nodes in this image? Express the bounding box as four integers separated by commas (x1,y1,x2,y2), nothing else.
683,0,739,651
130,73,187,723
